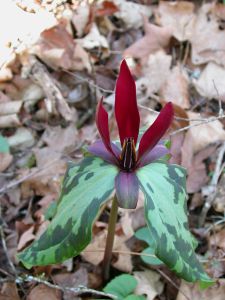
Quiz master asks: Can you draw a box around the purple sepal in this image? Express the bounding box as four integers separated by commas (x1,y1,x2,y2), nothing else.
138,143,170,167
88,140,120,165
115,171,139,209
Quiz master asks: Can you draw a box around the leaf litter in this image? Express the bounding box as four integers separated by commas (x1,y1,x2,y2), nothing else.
1,0,225,299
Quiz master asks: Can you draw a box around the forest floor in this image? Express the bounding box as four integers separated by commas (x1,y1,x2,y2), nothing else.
1,0,225,299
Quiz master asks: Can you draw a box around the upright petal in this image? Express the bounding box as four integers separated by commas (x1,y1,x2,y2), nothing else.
138,102,174,160
96,97,117,158
115,171,139,209
115,60,140,146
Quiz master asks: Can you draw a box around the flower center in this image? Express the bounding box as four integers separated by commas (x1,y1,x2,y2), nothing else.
120,137,136,171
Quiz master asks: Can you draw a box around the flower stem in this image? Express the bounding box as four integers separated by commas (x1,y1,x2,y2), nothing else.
102,195,118,281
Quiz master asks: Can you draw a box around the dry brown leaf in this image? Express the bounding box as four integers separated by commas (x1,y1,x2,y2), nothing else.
33,23,75,70
134,270,164,300
42,124,78,152
0,114,20,128
72,3,90,37
0,282,20,300
0,152,13,172
188,112,225,153
193,62,225,100
82,229,132,272
53,268,87,300
156,1,195,41
27,284,61,300
190,3,225,67
81,230,106,265
112,235,133,273
213,173,225,212
114,0,152,29
136,51,172,98
77,24,108,51
17,225,35,251
160,65,190,108
0,101,22,116
0,67,13,82
124,18,172,63
182,141,217,193
209,228,225,251
176,279,225,300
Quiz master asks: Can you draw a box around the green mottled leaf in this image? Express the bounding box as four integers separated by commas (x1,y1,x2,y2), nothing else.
135,227,163,265
18,156,118,268
0,135,9,153
103,274,137,300
137,162,213,284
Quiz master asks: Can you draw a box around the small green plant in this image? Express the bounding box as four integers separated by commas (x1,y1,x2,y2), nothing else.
103,274,146,300
18,60,213,286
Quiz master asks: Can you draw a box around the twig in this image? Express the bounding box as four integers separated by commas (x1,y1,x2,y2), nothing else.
199,141,225,227
1,274,117,299
170,115,225,136
27,56,74,122
157,269,191,300
62,69,114,94
0,159,59,195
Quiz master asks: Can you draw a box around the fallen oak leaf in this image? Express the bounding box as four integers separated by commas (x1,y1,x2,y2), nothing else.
124,17,173,64
156,1,195,41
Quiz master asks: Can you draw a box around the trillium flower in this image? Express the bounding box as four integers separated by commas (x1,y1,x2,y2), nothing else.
88,60,174,209
19,59,212,286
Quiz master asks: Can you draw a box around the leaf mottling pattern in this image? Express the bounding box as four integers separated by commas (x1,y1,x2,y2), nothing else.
137,162,212,284
18,156,118,268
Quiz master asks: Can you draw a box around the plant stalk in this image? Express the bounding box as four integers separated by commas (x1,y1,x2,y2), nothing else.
102,195,118,281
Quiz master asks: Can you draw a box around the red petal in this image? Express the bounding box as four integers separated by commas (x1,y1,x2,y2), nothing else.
138,102,174,160
115,60,140,146
96,97,117,158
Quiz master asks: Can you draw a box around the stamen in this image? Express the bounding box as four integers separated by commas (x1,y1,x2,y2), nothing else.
120,137,136,171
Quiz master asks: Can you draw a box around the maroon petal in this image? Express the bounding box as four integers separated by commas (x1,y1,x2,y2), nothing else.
115,171,139,209
88,140,120,165
115,60,140,146
138,102,174,160
138,143,170,167
96,97,117,158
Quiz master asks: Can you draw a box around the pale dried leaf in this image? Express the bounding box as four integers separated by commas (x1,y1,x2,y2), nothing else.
33,23,75,70
0,114,20,128
190,3,225,67
136,51,172,97
188,112,225,153
17,226,35,251
42,124,78,152
134,270,164,300
0,101,23,116
0,282,20,300
72,4,90,37
7,127,35,150
27,284,61,300
214,173,225,212
114,0,152,29
194,62,225,100
156,1,195,41
112,235,133,273
0,67,13,82
124,18,172,63
176,279,225,300
77,24,108,50
0,153,13,172
161,65,190,108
